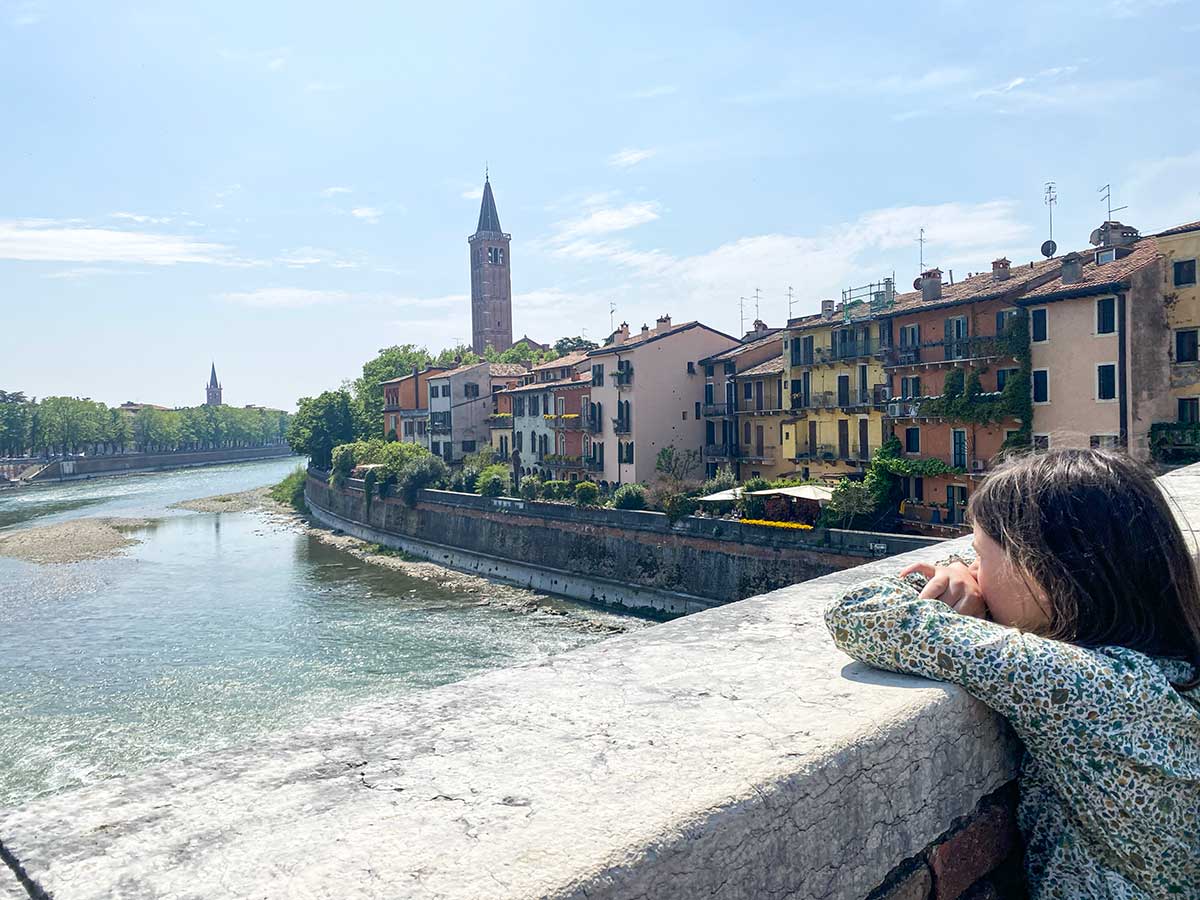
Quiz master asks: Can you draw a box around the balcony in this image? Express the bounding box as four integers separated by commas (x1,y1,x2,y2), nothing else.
583,415,603,434
737,449,775,464
551,414,584,430
811,443,837,460
828,338,887,362
884,346,923,367
429,414,452,435
789,348,816,367
702,402,731,417
885,336,1015,369
585,457,604,472
545,453,585,469
703,444,732,461
487,413,512,427
610,367,634,391
612,418,632,435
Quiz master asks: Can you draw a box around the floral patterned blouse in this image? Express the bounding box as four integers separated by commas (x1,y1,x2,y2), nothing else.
825,559,1200,899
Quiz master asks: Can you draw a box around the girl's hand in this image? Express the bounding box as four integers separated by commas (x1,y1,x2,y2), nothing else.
898,560,988,619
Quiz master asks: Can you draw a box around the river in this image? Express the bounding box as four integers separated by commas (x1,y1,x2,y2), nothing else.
0,458,641,810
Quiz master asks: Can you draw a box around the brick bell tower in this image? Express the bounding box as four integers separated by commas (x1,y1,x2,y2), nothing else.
205,362,222,406
468,173,513,355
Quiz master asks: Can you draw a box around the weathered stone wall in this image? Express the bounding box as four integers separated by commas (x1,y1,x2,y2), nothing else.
28,445,294,482
306,471,941,612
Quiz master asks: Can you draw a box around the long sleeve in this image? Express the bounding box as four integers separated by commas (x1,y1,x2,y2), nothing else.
826,576,1200,897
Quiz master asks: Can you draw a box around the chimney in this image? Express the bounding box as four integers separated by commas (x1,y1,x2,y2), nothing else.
821,299,835,319
1092,220,1140,249
1060,251,1084,284
614,321,630,344
920,269,943,302
656,314,672,330
992,257,1011,281
752,318,768,335
640,323,651,338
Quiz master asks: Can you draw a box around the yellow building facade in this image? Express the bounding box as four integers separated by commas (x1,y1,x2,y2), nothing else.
784,308,889,481
1159,223,1200,423
731,356,792,480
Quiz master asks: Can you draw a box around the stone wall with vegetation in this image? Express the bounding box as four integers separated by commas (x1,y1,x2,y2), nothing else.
305,469,940,609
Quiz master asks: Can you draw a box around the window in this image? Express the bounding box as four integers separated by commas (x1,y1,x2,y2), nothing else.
695,401,701,420
462,440,476,453
1175,259,1198,287
1180,398,1200,424
1005,429,1020,443
907,476,924,502
1177,330,1199,363
900,376,921,399
1089,435,1119,449
681,410,687,420
431,441,441,455
996,368,1018,391
1097,363,1117,401
1096,297,1115,335
487,246,505,265
441,384,451,397
995,309,1018,334
1033,369,1049,404
704,382,714,404
744,421,751,445
899,323,919,347
704,364,714,377
743,382,753,400
514,431,523,451
464,382,479,398
687,361,695,374
1096,248,1116,265
952,429,967,469
530,395,540,416
1033,434,1050,451
591,364,604,387
944,315,968,360
403,420,414,436
1031,308,1047,343
513,396,525,417
904,426,920,453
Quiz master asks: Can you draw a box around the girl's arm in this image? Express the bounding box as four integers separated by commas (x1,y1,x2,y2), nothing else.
824,574,1152,733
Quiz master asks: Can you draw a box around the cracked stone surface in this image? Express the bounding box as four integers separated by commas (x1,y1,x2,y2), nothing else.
5,464,1195,899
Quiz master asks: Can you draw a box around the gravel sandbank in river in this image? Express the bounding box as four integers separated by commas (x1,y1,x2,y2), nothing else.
0,517,155,564
169,486,272,514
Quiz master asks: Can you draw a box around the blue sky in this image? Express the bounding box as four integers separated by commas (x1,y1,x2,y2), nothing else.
2,0,1198,411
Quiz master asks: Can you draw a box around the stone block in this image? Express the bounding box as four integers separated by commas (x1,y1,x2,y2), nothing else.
872,861,932,900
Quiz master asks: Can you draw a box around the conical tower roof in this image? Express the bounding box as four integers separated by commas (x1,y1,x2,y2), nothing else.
475,178,503,234
209,363,219,388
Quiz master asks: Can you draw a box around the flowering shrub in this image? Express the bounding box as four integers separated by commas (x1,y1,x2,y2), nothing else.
740,519,814,530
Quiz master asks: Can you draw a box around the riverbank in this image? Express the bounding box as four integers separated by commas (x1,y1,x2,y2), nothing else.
16,445,295,487
0,517,155,564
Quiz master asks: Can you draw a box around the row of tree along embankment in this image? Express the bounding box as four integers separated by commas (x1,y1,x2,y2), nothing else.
305,468,941,616
22,445,295,484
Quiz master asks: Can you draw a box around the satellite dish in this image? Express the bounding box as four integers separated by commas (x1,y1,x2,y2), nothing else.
1089,228,1102,246
1040,239,1057,259
912,277,923,290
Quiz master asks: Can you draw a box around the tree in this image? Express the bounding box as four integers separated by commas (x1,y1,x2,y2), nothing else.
287,390,356,468
433,345,479,369
826,479,876,529
554,336,598,355
655,445,701,483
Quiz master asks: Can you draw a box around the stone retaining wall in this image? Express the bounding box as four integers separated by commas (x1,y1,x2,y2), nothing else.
26,445,294,482
306,471,941,614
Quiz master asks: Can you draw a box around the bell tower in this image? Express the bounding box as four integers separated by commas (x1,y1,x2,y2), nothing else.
468,174,512,355
205,363,223,406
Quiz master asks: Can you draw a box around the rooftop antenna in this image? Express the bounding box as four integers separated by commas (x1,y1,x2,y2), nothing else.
485,161,489,182
739,296,748,337
1098,183,1127,222
1042,181,1059,258
609,301,616,334
916,227,926,271
787,285,795,319
754,287,761,321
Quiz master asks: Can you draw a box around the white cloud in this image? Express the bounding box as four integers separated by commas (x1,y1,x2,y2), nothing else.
1123,151,1200,233
221,288,354,308
42,266,147,280
730,66,974,104
267,57,286,71
0,219,234,265
320,186,352,197
110,211,173,225
462,188,483,200
551,201,662,240
607,148,657,168
351,207,382,224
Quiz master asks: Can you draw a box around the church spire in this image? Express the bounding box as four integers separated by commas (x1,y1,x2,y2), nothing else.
208,362,219,389
475,177,503,235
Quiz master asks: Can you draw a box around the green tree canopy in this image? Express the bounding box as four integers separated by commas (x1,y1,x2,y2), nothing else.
287,390,356,468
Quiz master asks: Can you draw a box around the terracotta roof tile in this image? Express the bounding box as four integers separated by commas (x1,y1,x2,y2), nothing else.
531,350,589,371
700,330,783,363
884,258,1062,316
1021,238,1159,301
1156,220,1200,238
488,363,532,377
735,356,785,377
587,320,738,356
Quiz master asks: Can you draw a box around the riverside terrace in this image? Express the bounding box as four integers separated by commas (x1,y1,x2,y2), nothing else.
5,463,1200,899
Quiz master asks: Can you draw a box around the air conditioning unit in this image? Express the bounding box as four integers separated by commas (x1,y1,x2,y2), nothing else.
971,459,986,473
887,402,903,417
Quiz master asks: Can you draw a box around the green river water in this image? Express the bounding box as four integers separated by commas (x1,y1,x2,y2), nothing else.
0,458,641,810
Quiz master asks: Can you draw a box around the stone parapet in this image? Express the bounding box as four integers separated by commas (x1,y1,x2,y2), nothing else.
3,464,1196,898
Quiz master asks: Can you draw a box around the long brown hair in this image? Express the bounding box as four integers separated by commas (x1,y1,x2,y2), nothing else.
968,448,1200,690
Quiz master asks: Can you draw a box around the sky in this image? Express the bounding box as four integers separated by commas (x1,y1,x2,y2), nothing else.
2,0,1199,412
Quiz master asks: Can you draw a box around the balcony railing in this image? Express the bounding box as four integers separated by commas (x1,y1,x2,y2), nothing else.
702,402,731,417
812,443,837,460
545,454,585,468
550,414,584,430
703,444,732,460
487,413,512,427
612,418,632,434
885,336,1015,367
610,367,634,390
583,415,603,434
585,457,604,471
737,449,775,463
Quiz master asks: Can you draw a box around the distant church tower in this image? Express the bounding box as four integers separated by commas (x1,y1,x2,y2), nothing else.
205,363,223,406
468,174,513,355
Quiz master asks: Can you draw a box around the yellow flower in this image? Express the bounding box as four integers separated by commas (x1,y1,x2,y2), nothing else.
740,519,814,530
